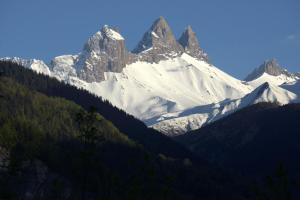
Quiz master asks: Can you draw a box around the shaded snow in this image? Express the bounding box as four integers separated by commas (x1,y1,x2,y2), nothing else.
2,54,299,136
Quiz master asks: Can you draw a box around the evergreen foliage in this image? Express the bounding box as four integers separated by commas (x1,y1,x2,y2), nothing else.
0,75,247,199
0,61,194,159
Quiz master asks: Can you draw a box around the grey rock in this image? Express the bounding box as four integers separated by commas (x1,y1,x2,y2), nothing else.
178,26,208,62
133,16,183,63
76,25,136,82
245,58,300,81
46,17,211,83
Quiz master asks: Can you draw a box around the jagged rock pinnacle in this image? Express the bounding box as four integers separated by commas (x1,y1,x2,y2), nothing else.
245,59,285,81
178,26,208,62
77,25,135,82
133,16,183,62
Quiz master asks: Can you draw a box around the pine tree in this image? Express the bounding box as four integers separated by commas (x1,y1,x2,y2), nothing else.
76,107,105,200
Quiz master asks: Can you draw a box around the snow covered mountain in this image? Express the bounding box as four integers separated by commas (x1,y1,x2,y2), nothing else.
245,59,300,85
151,81,299,135
0,57,51,75
1,17,299,136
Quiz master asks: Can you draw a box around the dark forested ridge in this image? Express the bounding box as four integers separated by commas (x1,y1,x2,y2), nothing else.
176,102,300,179
0,76,250,199
0,61,194,160
4,60,299,199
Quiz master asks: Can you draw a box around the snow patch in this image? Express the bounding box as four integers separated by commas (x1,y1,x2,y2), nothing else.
103,25,124,40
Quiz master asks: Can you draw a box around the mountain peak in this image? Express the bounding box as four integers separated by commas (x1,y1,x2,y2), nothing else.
178,26,209,62
133,17,182,62
178,26,196,46
249,81,297,105
77,25,135,82
83,25,125,53
149,16,174,38
101,25,124,41
245,59,288,81
262,58,282,75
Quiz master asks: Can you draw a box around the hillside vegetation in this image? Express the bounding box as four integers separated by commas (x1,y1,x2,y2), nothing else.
0,76,248,199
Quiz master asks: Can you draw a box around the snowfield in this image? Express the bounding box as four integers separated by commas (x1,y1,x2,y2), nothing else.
2,53,299,136
2,23,299,136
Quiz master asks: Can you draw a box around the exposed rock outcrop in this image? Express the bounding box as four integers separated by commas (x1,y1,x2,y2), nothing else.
133,16,183,63
3,17,212,83
178,26,208,62
76,25,136,82
245,59,300,81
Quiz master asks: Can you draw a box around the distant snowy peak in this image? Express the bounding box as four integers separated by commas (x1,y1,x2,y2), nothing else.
0,57,51,76
247,82,297,105
178,26,208,62
152,81,299,136
50,55,78,81
245,59,300,82
247,72,298,88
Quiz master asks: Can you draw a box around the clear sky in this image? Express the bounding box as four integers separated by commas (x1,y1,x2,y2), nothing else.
1,0,299,79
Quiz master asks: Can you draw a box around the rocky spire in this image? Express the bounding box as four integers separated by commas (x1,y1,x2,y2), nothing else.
245,59,287,81
260,59,284,76
133,16,183,63
72,17,212,82
178,26,209,62
76,25,136,82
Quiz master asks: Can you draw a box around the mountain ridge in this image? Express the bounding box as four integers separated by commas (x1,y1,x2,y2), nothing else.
1,16,299,136
0,73,249,200
175,102,300,178
245,58,300,82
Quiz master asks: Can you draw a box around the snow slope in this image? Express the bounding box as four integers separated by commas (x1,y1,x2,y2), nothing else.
75,53,252,122
2,54,299,136
0,57,51,76
152,82,298,135
247,73,298,88
2,19,299,136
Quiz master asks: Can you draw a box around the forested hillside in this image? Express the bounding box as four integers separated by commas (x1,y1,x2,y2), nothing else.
176,103,300,179
0,75,249,199
0,61,194,160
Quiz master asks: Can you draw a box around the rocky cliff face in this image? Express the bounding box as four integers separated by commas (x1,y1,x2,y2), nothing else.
3,17,211,83
133,17,209,63
56,17,211,83
245,59,300,81
178,26,209,62
133,16,183,63
76,25,136,82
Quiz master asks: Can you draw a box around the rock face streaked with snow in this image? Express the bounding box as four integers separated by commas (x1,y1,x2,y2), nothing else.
178,26,209,62
76,25,136,82
133,16,183,63
245,59,300,82
1,17,300,136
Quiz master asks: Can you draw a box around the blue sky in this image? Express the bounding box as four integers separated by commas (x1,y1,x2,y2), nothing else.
1,0,299,79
